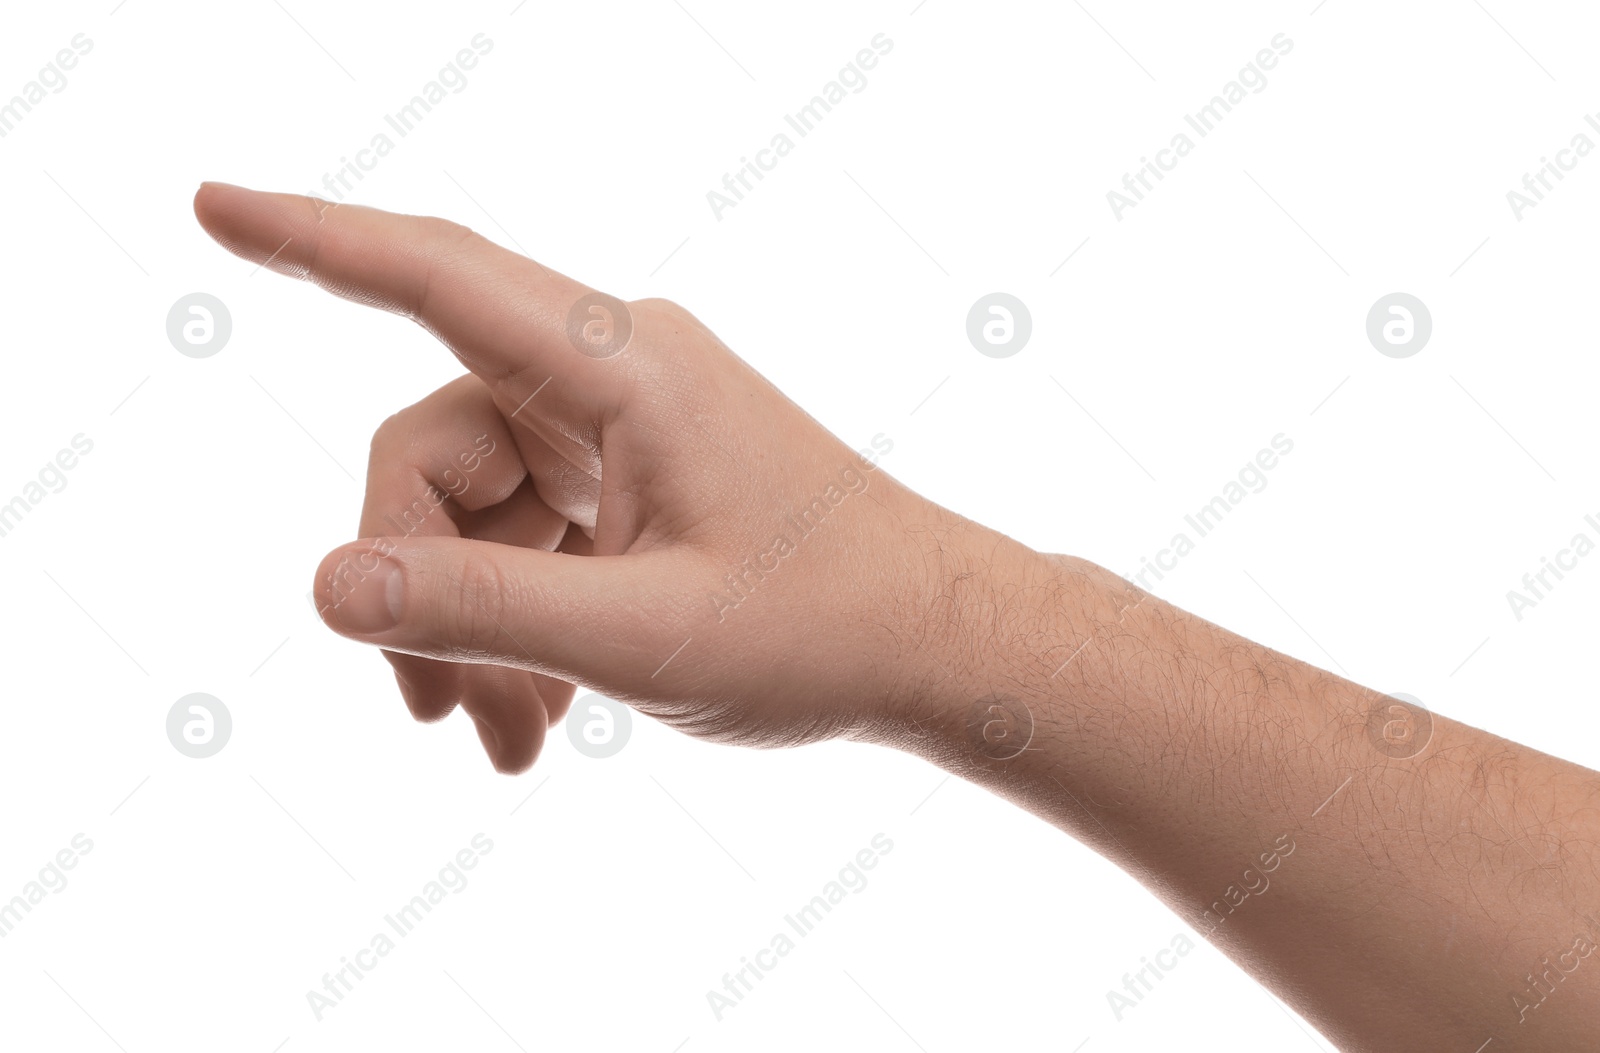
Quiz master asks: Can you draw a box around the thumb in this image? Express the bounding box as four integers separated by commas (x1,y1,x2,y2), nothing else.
312,535,682,688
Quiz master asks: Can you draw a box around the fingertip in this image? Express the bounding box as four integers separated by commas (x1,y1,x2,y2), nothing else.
310,545,348,632
472,712,542,775
194,180,244,226
193,181,264,258
196,180,246,198
312,540,404,640
495,737,543,776
475,685,548,776
193,182,326,270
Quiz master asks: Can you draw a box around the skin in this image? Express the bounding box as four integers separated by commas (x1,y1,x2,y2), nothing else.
194,182,1600,1051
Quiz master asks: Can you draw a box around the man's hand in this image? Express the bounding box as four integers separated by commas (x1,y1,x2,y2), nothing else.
193,182,1006,772
197,183,1600,1051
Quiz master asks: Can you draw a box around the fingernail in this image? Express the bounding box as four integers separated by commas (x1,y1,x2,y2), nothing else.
330,555,404,635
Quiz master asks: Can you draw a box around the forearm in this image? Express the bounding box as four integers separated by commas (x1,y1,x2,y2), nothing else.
874,537,1600,1051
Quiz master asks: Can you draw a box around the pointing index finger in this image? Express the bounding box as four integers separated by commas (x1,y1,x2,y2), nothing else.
192,182,632,416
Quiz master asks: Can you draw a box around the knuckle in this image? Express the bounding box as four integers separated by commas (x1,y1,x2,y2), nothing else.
630,296,693,323
367,411,408,462
421,215,478,247
625,298,714,375
443,553,514,656
410,218,482,321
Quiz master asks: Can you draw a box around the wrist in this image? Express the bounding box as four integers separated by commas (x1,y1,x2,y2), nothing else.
860,525,1125,768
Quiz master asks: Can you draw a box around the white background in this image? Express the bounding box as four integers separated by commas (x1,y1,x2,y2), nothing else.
2,1,1597,1050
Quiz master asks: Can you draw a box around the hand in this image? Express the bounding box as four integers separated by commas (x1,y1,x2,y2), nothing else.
194,182,1014,772
196,184,1600,1051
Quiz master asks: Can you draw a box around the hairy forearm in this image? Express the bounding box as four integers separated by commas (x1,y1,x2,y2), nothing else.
874,536,1600,1050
